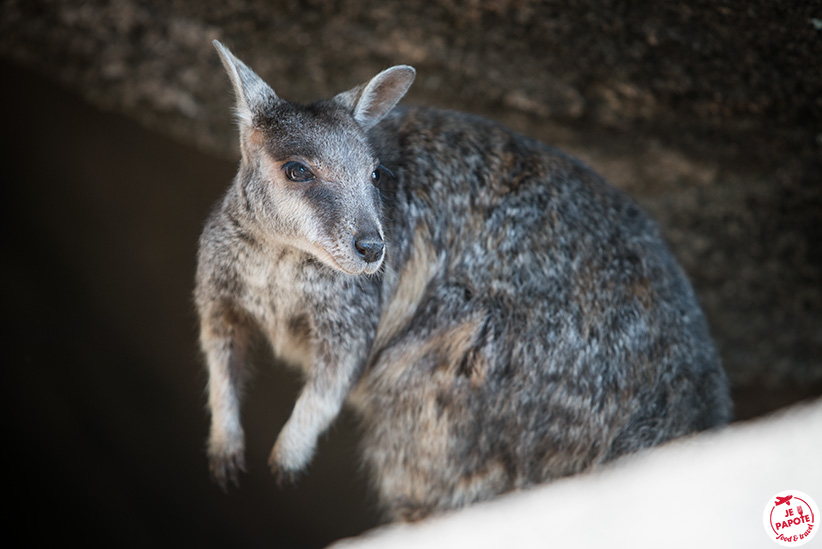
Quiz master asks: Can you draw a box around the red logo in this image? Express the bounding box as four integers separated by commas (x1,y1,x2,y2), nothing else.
764,490,818,546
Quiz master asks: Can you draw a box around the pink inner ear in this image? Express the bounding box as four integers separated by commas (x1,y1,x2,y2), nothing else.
354,67,415,127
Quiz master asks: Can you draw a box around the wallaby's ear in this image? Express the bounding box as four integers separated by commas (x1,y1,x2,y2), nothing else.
213,40,278,127
335,65,416,129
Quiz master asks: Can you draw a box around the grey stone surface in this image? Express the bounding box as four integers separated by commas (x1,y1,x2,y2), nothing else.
2,0,820,417
332,398,822,549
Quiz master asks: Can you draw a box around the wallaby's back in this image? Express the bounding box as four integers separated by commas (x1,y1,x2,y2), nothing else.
197,42,731,524
352,106,730,519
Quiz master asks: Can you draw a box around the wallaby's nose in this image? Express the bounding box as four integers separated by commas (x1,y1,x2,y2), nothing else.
354,234,384,264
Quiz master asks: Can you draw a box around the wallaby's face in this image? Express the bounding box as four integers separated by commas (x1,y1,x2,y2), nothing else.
214,42,415,275
243,104,386,274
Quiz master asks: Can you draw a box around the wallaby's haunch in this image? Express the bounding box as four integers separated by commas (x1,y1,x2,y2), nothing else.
196,40,732,521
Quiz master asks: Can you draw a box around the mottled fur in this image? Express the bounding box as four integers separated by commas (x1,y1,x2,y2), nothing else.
196,41,732,521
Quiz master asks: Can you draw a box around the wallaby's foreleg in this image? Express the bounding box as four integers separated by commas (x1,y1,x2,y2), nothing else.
202,311,251,490
269,347,363,483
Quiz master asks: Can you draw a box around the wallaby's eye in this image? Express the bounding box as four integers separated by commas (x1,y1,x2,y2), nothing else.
283,161,315,182
372,164,394,186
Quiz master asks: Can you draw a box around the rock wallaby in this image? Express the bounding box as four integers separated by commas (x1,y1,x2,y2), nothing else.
196,40,732,521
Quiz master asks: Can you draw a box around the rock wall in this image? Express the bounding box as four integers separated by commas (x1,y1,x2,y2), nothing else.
2,0,819,415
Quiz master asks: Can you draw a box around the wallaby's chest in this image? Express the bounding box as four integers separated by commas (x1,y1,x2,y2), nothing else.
234,247,322,371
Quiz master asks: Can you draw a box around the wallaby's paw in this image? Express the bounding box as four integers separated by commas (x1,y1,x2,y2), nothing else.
269,458,304,487
268,445,305,486
268,435,312,486
209,449,246,491
208,433,246,491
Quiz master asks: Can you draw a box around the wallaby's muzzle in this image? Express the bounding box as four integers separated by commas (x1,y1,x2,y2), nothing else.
354,233,384,264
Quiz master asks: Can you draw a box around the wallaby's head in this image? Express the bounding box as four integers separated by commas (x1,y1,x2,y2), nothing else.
213,40,415,275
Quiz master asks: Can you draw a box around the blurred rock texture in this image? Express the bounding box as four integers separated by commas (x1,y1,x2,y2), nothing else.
2,1,820,417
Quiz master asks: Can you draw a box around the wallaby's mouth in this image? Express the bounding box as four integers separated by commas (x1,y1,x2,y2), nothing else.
313,238,384,276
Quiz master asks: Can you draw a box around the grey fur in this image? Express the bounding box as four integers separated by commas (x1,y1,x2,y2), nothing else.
196,40,732,522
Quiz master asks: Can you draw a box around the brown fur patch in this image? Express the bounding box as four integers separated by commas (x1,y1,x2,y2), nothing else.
258,150,281,182
372,224,439,350
430,318,487,386
373,316,487,390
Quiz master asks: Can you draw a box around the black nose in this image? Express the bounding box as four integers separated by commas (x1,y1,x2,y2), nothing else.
354,234,384,264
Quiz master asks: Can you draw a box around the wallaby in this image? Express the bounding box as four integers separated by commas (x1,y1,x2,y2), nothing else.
196,40,732,522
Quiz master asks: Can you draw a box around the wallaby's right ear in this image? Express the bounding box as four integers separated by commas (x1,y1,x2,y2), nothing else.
213,40,278,128
334,65,416,129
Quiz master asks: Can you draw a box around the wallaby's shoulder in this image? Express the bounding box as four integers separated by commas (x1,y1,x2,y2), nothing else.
374,105,620,197
372,104,659,247
372,104,550,163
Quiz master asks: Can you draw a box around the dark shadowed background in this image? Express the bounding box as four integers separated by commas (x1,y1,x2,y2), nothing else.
3,1,820,547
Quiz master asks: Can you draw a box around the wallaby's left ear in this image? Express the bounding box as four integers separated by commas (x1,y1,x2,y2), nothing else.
336,66,416,129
